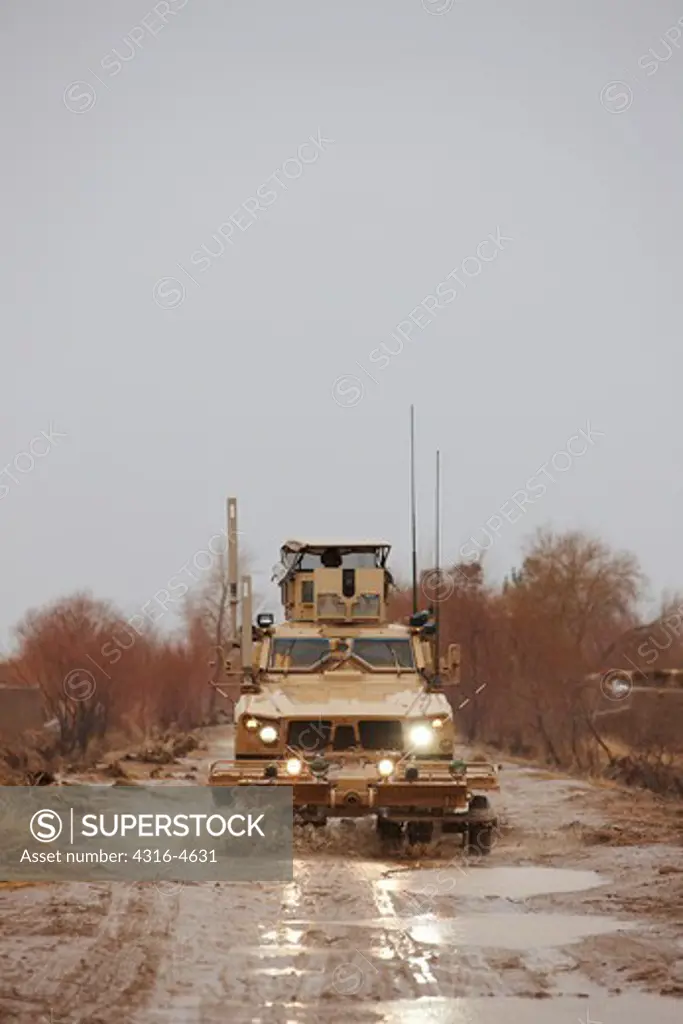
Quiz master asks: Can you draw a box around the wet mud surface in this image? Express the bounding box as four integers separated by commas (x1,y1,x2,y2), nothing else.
0,728,682,1022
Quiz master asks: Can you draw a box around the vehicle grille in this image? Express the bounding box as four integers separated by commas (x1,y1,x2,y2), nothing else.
332,724,357,751
358,720,403,750
287,720,332,752
287,719,405,752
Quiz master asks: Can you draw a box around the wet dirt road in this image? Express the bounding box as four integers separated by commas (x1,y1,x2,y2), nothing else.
1,727,682,1023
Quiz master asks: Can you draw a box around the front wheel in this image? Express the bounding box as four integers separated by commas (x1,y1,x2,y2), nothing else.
466,822,493,855
465,795,496,855
406,821,434,846
376,816,403,843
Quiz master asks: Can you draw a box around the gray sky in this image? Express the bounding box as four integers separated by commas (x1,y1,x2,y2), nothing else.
1,0,682,645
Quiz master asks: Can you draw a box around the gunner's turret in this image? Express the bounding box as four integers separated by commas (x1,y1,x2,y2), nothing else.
273,539,394,624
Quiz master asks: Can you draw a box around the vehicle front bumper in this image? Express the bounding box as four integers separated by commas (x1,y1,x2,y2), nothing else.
207,757,499,822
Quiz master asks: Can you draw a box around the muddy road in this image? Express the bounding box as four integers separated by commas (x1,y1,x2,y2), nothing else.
1,727,682,1024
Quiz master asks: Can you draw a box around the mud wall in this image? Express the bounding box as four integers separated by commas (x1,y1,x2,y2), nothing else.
0,686,45,739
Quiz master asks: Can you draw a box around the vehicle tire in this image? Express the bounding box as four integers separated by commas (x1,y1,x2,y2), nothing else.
466,822,493,855
406,821,434,845
376,816,403,842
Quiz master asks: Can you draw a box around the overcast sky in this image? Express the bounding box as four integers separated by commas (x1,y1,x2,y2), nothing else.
1,0,682,645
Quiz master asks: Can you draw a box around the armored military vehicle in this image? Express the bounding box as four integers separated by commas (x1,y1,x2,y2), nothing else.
208,499,499,849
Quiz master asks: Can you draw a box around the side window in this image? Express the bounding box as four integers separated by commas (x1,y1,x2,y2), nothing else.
301,580,314,603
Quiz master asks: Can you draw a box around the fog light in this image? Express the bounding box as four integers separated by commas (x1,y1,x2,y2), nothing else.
377,758,394,778
245,717,259,730
286,758,302,777
409,724,434,749
431,718,444,729
259,725,278,744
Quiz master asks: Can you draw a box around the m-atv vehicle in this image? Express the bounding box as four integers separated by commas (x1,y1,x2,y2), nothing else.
208,500,499,849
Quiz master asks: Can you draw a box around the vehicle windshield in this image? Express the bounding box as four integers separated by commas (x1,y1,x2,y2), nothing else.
299,552,378,570
269,637,414,671
352,639,414,668
271,638,332,668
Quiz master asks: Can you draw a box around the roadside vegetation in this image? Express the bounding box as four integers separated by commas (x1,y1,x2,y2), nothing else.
392,527,683,797
0,562,232,779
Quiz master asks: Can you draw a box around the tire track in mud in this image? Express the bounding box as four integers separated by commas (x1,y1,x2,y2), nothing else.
0,882,175,1024
0,819,599,1021
128,860,386,1019
128,849,552,1022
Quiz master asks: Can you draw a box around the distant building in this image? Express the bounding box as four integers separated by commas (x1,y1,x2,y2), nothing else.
588,667,683,694
0,681,47,738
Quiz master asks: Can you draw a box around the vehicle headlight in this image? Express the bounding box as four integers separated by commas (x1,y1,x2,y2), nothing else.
245,717,259,731
409,724,434,749
259,725,278,744
377,758,394,778
285,758,302,777
431,718,444,729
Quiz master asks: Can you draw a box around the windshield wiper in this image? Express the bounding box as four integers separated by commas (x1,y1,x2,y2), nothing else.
389,645,403,676
357,643,404,673
281,640,296,677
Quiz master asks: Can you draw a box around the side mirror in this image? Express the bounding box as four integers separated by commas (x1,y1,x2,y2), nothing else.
409,610,430,628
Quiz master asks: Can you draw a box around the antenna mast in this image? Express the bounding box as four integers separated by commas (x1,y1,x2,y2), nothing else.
410,405,418,614
434,449,441,679
227,497,239,653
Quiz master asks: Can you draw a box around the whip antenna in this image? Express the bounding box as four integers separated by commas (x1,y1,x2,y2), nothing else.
435,448,441,679
410,405,418,614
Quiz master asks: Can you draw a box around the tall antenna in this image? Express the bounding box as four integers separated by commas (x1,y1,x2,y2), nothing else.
434,448,441,679
227,497,239,652
410,405,418,614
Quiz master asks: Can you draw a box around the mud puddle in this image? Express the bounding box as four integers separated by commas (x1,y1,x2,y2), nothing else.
255,912,632,952
276,994,683,1024
380,865,606,900
407,913,633,949
130,992,683,1024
